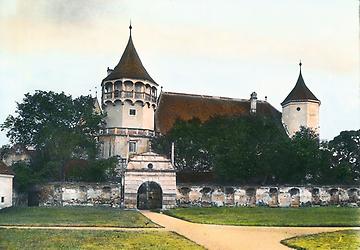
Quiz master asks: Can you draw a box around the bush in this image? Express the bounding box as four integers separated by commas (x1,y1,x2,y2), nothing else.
66,157,118,182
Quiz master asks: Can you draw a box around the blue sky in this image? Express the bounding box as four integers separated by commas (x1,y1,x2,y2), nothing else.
0,0,359,144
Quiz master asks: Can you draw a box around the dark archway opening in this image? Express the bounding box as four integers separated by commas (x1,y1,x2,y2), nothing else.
137,181,162,210
28,190,39,207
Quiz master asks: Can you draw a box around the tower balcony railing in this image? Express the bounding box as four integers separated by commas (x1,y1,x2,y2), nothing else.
99,127,157,137
104,92,112,99
103,91,157,103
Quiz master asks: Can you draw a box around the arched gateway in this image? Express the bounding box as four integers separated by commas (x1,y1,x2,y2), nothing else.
137,181,162,209
124,152,176,209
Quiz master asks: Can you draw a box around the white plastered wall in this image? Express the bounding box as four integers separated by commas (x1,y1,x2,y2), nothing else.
124,171,176,209
104,101,155,130
282,101,320,137
124,153,177,209
99,135,150,159
0,174,13,209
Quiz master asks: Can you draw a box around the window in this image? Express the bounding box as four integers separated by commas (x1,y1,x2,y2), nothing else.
108,141,112,157
147,163,153,169
1,197,4,203
129,109,136,116
129,141,137,153
296,107,301,111
105,82,112,93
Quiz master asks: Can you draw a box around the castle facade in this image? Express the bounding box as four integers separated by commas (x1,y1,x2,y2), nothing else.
98,26,320,162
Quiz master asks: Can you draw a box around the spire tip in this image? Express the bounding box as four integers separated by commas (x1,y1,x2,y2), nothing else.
129,20,132,36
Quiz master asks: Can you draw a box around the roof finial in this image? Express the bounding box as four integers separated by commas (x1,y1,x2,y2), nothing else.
299,60,302,70
129,20,132,36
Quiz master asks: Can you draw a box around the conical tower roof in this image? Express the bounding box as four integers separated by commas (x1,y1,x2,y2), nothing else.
103,25,156,84
281,63,319,106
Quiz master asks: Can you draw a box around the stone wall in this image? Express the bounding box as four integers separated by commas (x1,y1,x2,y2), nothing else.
38,182,121,207
176,185,360,207
32,183,360,209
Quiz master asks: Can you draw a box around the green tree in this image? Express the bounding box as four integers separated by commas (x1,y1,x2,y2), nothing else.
289,127,324,184
1,90,105,182
206,116,289,184
327,130,360,184
152,119,212,172
66,157,118,182
0,144,11,160
11,161,37,192
153,115,290,184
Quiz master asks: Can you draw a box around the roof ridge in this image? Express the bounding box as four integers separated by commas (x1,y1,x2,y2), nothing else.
163,91,254,102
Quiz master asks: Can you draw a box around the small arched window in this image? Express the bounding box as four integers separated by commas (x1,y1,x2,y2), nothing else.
105,82,113,93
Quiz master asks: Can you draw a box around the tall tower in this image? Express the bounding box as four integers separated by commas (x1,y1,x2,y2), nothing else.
281,62,320,137
99,25,158,160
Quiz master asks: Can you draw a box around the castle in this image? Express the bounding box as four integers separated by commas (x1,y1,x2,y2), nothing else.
98,25,320,162
6,26,360,212
93,25,323,209
12,26,360,211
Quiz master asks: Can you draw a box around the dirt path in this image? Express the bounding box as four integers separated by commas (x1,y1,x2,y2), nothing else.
141,211,356,250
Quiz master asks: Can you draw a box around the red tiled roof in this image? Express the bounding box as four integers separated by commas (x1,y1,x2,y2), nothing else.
155,92,282,134
0,161,14,175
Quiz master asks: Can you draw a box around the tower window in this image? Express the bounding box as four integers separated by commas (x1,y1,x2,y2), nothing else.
129,109,136,116
296,107,301,111
1,197,4,203
108,141,112,157
129,141,137,153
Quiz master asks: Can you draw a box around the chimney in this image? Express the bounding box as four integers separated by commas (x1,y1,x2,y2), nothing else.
250,92,257,114
107,67,113,76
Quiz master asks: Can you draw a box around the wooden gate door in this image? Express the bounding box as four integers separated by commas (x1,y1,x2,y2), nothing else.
137,181,162,210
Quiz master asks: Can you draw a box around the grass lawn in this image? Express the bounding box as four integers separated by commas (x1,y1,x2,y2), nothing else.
281,230,360,250
0,207,157,227
0,228,204,250
164,207,360,227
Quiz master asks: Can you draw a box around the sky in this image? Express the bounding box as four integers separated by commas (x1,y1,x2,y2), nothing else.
0,0,359,144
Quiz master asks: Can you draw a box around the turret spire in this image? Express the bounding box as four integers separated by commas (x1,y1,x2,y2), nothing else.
129,20,132,36
281,61,319,106
103,23,156,84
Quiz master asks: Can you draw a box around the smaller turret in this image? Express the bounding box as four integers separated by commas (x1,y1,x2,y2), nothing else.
281,62,320,137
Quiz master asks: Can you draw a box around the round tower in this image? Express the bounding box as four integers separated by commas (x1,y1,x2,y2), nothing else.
281,62,320,137
99,25,158,159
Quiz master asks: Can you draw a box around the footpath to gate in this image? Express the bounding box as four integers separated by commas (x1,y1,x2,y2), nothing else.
141,210,354,250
